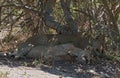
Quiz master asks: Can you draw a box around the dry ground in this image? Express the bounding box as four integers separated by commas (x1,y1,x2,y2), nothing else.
0,57,120,78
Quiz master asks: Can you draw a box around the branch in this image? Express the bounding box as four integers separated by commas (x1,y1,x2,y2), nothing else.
0,4,41,17
60,0,78,33
43,0,77,34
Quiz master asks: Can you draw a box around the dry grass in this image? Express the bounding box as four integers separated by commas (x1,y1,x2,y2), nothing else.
0,70,9,78
0,32,31,52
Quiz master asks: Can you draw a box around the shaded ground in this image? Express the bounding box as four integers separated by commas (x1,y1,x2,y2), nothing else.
0,57,120,78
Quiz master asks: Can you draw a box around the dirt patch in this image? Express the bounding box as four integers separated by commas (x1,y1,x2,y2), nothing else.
0,57,120,78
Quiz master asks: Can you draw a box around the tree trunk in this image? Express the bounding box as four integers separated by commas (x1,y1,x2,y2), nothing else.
43,0,78,35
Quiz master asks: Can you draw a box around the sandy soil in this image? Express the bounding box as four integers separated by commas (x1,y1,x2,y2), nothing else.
0,57,120,78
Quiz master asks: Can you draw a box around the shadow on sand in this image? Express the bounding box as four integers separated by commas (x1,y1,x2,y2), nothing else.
0,57,119,78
